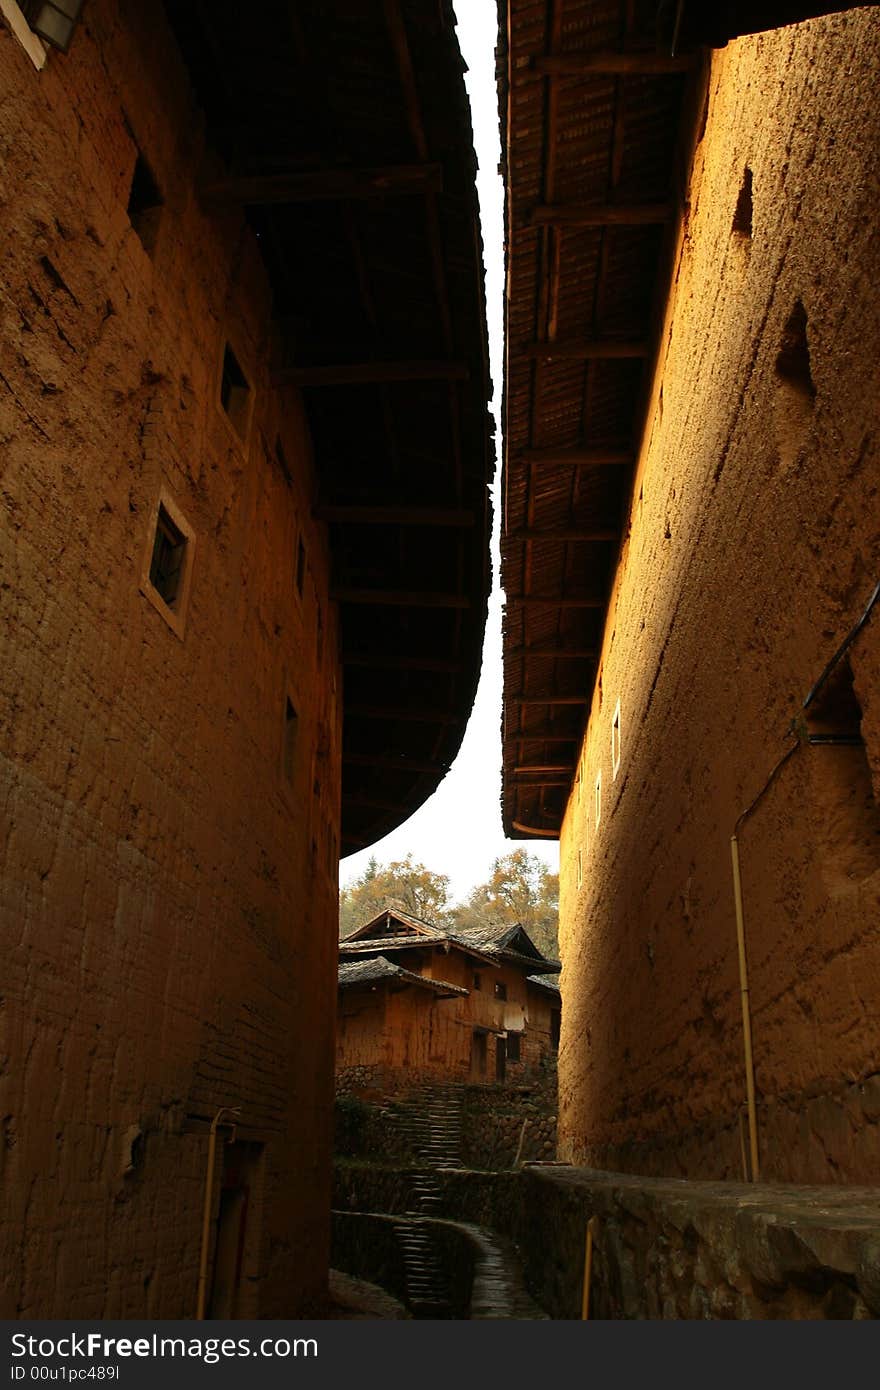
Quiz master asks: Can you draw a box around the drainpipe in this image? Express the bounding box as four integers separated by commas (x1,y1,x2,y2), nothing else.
729,578,879,1182
196,1106,241,1320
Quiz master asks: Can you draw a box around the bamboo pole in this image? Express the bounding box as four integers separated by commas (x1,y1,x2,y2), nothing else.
581,1216,600,1319
730,836,760,1182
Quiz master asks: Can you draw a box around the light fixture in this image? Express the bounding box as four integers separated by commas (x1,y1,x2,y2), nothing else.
22,0,84,53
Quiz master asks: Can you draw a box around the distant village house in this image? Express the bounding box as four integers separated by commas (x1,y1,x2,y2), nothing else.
336,909,561,1094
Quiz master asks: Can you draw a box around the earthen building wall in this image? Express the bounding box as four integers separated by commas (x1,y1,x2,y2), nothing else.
0,0,341,1315
558,13,880,1183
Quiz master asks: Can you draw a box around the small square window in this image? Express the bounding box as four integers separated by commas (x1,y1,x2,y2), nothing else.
283,697,298,785
149,505,186,608
21,0,83,52
140,491,195,639
595,769,602,830
506,1033,521,1063
127,151,162,256
494,981,507,1001
611,699,621,779
220,344,251,440
473,973,482,991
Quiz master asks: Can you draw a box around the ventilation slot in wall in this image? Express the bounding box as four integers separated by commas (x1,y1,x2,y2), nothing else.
774,299,816,468
732,166,753,240
806,657,880,891
127,152,163,257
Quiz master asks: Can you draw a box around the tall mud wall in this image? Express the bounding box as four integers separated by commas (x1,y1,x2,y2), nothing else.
558,13,880,1182
0,0,341,1315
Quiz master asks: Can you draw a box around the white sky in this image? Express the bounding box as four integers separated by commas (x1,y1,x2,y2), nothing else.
340,2,561,905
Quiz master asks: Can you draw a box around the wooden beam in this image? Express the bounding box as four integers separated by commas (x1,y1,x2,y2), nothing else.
511,695,589,706
343,652,463,673
508,645,598,660
514,764,575,775
511,821,559,838
200,162,443,206
346,705,457,723
534,51,698,76
345,792,415,815
505,527,618,543
510,778,571,787
273,360,468,387
332,588,469,609
524,338,648,360
343,752,449,774
514,734,579,743
317,504,474,528
531,201,673,226
520,446,631,467
507,595,605,609
341,834,371,850
383,0,429,161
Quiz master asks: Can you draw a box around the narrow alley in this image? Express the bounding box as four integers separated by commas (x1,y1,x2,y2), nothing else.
0,0,878,1328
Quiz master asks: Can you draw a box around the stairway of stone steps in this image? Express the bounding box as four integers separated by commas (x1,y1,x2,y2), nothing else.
393,1084,465,1314
393,1217,453,1317
401,1082,464,1173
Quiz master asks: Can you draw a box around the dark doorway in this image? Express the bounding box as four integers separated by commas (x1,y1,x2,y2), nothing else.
208,1141,263,1319
495,1036,506,1082
471,1030,487,1079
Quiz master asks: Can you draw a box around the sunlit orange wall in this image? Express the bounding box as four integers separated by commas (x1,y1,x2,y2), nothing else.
558,12,880,1183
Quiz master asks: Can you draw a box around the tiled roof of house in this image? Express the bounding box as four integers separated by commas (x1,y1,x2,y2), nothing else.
337,954,466,998
340,908,561,974
527,973,562,997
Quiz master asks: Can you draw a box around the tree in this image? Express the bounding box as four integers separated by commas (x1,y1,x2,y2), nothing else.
339,853,452,938
452,849,559,959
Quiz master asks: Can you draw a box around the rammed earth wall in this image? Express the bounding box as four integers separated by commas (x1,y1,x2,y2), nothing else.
557,11,880,1184
0,0,340,1316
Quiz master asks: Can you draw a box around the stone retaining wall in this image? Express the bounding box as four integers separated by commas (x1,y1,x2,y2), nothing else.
459,1165,880,1319
334,1159,880,1318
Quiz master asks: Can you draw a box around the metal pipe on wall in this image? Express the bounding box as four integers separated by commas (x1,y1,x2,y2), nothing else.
196,1106,241,1320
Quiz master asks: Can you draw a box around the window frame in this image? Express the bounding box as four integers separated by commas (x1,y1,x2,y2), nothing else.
217,339,254,446
1,0,48,69
139,488,196,640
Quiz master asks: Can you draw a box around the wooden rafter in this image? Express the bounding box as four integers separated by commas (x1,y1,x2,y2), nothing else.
504,527,617,543
343,753,450,773
331,588,470,609
530,201,673,226
317,505,474,527
342,652,463,673
507,644,598,659
347,705,458,723
514,764,575,774
200,163,444,205
507,594,604,609
512,695,589,706
525,337,649,360
273,360,468,387
533,51,698,76
521,445,631,466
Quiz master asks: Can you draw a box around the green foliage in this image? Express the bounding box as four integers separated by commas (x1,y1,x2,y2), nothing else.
339,848,558,958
